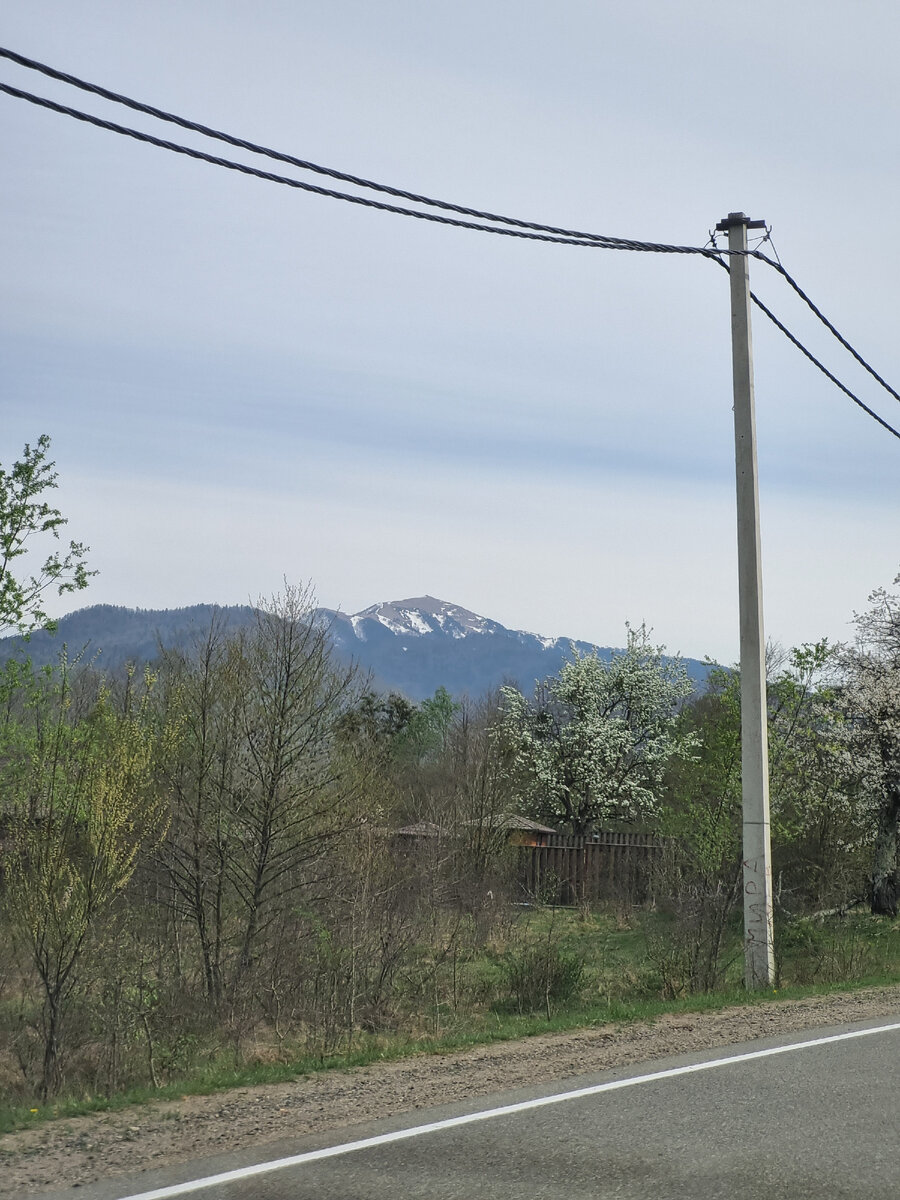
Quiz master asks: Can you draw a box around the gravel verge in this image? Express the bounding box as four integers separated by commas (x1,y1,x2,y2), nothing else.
2,985,898,1197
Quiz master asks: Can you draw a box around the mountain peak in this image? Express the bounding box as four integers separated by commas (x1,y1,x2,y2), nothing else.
350,597,499,640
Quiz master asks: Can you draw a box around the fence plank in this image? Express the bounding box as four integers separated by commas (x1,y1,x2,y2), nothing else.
519,832,667,904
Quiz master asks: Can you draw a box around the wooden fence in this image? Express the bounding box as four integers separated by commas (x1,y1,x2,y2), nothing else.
519,831,667,905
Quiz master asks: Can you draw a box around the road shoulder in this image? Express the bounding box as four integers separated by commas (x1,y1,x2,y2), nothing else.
3,985,899,1197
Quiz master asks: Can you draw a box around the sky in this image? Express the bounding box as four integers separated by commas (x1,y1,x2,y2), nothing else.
3,0,900,665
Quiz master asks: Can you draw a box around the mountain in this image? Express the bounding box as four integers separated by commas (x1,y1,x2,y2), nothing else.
0,604,259,673
318,596,710,699
0,596,712,701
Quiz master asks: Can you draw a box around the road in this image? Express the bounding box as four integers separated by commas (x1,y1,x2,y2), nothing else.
33,1019,900,1200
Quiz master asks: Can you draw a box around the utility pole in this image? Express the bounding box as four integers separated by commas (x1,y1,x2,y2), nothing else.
715,211,776,989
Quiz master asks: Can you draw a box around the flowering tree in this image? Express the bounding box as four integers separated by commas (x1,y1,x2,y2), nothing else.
499,627,696,835
759,642,864,905
840,579,900,916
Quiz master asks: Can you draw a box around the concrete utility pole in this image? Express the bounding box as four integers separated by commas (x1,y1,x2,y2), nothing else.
715,211,776,989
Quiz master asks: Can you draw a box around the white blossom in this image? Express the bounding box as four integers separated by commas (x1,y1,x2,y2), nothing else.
499,625,696,834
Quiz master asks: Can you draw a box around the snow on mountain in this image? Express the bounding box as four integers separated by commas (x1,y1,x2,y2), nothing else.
337,596,504,641
314,596,710,701
311,596,555,698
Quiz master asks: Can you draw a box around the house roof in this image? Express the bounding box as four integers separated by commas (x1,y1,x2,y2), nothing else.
394,815,557,838
475,813,557,834
393,821,444,838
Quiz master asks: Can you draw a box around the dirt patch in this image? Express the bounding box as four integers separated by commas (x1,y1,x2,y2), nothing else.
2,986,898,1197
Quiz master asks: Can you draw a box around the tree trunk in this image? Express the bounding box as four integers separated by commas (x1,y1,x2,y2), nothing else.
40,991,62,1103
870,781,900,917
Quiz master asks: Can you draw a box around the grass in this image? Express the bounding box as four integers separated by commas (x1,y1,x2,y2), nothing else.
2,908,898,1137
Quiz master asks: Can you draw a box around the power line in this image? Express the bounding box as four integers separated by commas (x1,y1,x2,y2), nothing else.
713,224,900,410
707,255,900,442
0,82,668,252
751,292,900,441
756,253,900,408
0,82,613,249
0,45,719,256
2,60,899,443
5,46,898,363
2,47,895,362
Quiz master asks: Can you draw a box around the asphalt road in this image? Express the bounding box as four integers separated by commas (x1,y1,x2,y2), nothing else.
34,1019,900,1200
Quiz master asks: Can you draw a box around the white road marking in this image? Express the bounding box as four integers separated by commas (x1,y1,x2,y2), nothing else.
116,1020,900,1199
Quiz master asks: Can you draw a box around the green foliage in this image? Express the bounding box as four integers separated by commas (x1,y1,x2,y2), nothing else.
155,587,365,999
775,913,899,986
640,903,743,998
661,663,741,868
0,435,95,634
394,686,460,764
664,641,870,923
656,644,869,991
335,690,417,763
0,658,173,1098
3,904,895,1132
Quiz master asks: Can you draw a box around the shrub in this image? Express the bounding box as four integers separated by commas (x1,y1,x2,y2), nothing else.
503,944,584,1016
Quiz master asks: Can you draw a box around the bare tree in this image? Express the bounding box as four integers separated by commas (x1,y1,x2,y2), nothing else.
230,585,362,977
444,694,519,905
155,613,245,1005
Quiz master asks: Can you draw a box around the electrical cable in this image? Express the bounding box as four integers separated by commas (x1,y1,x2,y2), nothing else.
0,45,722,257
5,42,899,405
754,251,900,408
0,82,617,250
716,222,899,409
753,293,900,441
7,41,899,406
707,255,900,442
2,56,899,443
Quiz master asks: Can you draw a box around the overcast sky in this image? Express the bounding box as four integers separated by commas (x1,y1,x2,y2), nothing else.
3,1,899,664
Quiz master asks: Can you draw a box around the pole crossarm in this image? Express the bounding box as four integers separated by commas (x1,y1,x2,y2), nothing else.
716,211,767,233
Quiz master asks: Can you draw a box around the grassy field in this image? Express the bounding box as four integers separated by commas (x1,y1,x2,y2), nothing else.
2,905,897,1136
